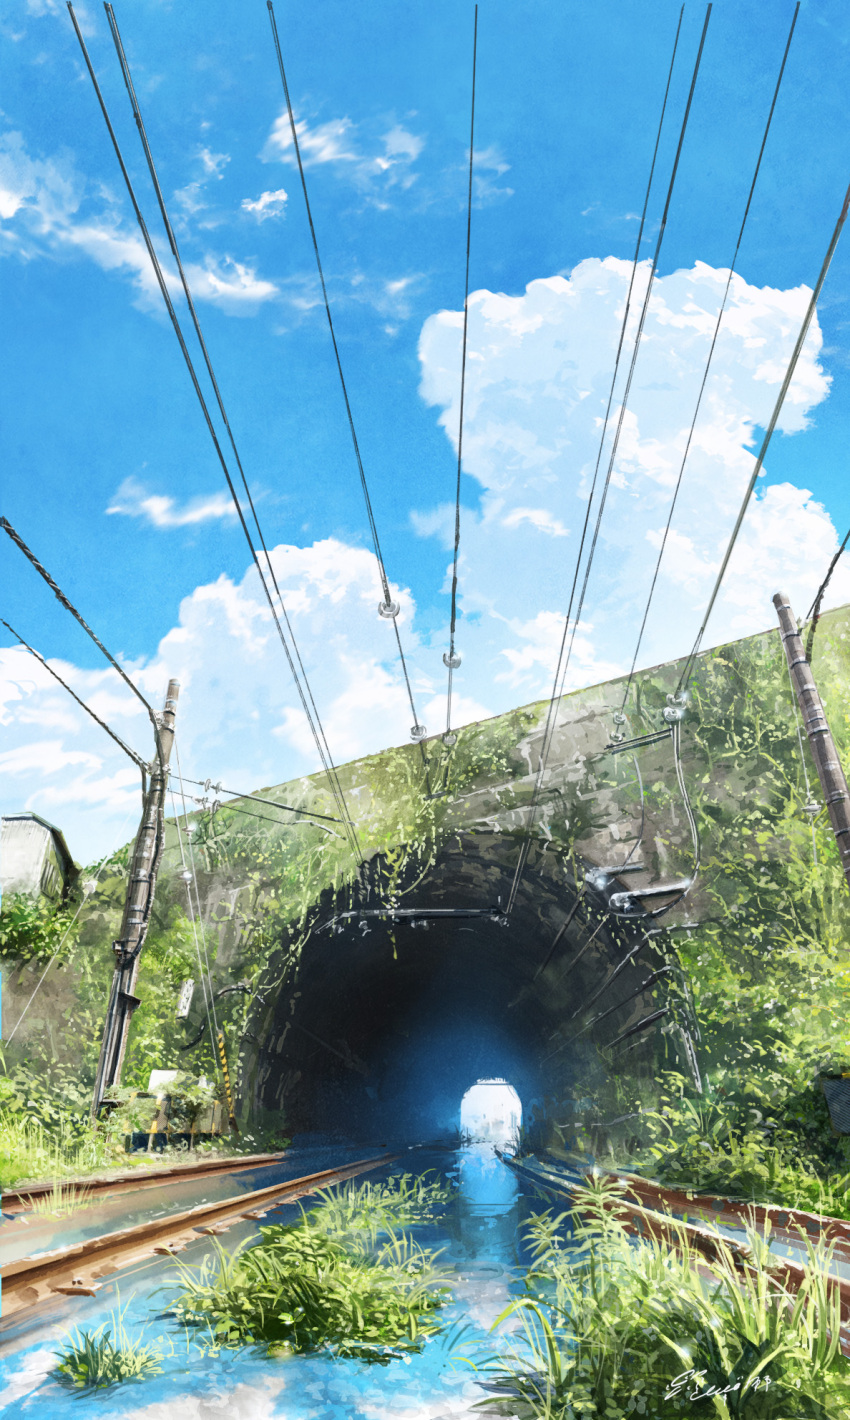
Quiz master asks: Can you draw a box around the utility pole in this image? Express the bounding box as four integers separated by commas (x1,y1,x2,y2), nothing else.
774,593,850,892
91,680,180,1118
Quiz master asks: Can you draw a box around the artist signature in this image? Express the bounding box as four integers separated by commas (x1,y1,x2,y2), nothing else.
663,1368,772,1402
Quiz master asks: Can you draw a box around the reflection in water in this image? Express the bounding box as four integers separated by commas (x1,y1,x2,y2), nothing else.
0,1146,538,1419
459,1079,522,1145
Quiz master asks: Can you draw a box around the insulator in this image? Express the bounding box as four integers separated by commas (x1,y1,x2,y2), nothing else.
609,891,641,914
442,732,457,747
378,600,400,620
443,651,462,669
410,724,427,742
586,869,610,891
180,870,193,883
663,705,685,723
613,712,627,725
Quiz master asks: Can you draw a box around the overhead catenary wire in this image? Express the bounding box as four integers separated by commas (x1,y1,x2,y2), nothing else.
505,5,706,915
1,617,147,775
169,779,218,1058
676,170,850,697
178,776,342,824
804,523,850,663
67,4,361,866
174,739,221,1044
185,793,343,840
619,3,799,716
265,0,427,748
102,3,352,837
444,5,478,743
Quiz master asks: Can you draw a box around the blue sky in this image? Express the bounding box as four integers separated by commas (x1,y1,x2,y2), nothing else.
3,0,850,862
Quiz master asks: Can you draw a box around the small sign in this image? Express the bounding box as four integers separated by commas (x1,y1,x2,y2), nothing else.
176,979,194,1019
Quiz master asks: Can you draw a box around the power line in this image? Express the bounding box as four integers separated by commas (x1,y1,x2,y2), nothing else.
266,0,427,746
178,775,342,823
67,4,361,864
506,4,705,914
174,739,220,1044
444,4,478,746
804,523,850,663
676,171,850,697
102,3,346,838
1,617,147,774
619,2,799,716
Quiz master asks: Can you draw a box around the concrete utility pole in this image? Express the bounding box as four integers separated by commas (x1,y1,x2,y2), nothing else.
91,680,180,1118
774,593,850,893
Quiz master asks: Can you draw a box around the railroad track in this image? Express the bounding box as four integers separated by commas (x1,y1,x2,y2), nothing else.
0,1149,399,1322
503,1154,850,1353
1,1148,289,1214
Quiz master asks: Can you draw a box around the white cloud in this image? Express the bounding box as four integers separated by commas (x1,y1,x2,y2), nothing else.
0,131,278,314
263,111,425,195
241,188,288,221
198,147,229,178
6,256,850,867
415,257,849,698
106,478,239,529
0,541,470,862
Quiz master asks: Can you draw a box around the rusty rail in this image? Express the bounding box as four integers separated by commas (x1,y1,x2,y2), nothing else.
503,1155,850,1350
2,1149,289,1214
1,1150,399,1322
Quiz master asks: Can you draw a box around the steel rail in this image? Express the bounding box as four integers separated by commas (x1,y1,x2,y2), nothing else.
0,1150,399,1321
1,1149,291,1215
501,1154,850,1348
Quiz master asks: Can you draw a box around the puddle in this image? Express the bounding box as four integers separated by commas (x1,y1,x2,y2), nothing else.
0,1144,543,1419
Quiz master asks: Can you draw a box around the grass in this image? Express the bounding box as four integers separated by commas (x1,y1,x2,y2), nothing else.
0,1109,124,1190
165,1173,454,1362
22,1179,94,1217
305,1170,455,1242
470,1172,850,1419
53,1300,167,1391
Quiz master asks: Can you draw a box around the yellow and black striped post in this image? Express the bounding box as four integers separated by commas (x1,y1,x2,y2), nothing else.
216,1028,239,1134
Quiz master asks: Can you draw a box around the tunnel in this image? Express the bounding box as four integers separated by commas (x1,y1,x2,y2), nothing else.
241,829,677,1144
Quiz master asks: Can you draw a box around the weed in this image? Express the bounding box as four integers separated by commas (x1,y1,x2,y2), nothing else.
305,1171,455,1242
23,1180,94,1217
165,1176,453,1361
53,1299,167,1391
470,1173,850,1418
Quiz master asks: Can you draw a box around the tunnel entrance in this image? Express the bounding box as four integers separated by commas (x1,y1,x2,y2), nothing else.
460,1079,522,1145
242,828,678,1146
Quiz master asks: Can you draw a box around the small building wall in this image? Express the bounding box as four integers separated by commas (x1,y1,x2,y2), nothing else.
0,814,76,902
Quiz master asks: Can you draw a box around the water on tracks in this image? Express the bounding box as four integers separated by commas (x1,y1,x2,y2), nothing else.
0,1143,544,1419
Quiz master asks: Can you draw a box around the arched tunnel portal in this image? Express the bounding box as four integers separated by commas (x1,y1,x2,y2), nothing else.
242,831,680,1145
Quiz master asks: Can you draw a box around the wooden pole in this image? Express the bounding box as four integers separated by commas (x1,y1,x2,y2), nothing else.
91,680,180,1117
773,593,850,892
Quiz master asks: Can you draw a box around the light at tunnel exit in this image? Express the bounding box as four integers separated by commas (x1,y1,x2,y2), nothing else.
460,1078,522,1144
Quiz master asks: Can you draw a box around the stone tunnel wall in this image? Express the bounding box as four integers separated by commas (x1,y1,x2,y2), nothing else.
4,605,849,1145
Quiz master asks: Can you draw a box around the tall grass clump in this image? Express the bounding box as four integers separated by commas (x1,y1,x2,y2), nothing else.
166,1174,453,1361
474,1173,850,1419
305,1170,454,1242
0,1108,123,1190
53,1301,166,1391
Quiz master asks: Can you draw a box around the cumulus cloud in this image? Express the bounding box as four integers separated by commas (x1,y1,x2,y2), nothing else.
0,130,278,314
106,478,238,529
0,540,487,862
415,257,850,694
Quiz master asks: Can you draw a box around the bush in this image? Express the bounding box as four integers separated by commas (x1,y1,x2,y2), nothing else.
166,1175,452,1361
